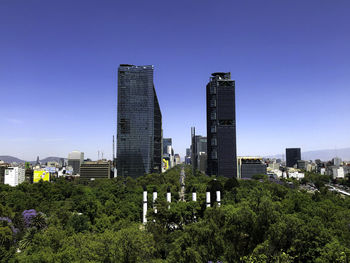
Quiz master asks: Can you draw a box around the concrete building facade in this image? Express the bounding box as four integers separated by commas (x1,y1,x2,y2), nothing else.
237,157,267,179
4,167,25,186
80,161,111,180
206,72,237,178
68,151,84,175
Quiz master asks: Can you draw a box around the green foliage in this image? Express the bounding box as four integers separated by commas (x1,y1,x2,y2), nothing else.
252,174,268,180
0,166,349,262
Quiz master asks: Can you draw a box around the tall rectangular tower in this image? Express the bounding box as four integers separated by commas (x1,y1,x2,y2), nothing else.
286,148,301,167
206,72,237,178
117,64,162,178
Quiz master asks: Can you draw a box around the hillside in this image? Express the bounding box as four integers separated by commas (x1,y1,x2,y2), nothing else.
0,156,65,164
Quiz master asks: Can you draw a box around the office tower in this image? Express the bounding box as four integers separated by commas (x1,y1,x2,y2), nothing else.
163,138,172,155
332,157,342,166
206,72,237,178
80,161,111,180
174,154,181,165
186,148,191,158
237,157,267,179
68,151,84,175
196,136,207,154
117,64,162,178
286,148,301,167
4,167,25,186
191,127,197,175
192,135,207,173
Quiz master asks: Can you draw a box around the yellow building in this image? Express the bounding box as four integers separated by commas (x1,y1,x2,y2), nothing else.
162,158,169,172
33,170,50,183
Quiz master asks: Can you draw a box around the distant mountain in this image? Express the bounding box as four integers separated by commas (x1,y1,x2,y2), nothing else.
0,156,26,163
39,157,65,163
302,148,350,162
266,147,350,162
0,156,65,164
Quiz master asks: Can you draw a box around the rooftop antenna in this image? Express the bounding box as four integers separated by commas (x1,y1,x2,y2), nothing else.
98,150,100,161
102,152,104,160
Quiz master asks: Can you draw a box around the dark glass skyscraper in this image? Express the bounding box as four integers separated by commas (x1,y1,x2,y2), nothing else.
286,148,301,167
117,64,162,178
206,72,237,178
163,138,172,154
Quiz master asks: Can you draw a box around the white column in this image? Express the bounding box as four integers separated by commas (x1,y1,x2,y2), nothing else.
192,192,197,202
192,187,197,202
216,190,221,207
153,189,158,214
166,192,171,203
206,189,211,208
192,187,197,220
142,189,147,224
166,186,171,209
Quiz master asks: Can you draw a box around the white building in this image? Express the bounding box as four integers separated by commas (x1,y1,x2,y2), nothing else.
268,163,280,170
166,145,175,168
4,167,25,186
332,167,345,179
288,171,305,180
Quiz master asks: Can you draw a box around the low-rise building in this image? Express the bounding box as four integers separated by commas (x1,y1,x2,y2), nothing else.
25,169,33,183
33,170,50,183
268,163,280,170
237,157,267,179
330,166,345,179
0,166,6,184
288,171,305,180
80,161,111,180
47,162,59,168
297,160,308,170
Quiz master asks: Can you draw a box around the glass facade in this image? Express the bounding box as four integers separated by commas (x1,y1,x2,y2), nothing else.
117,65,162,178
286,148,301,168
206,72,237,178
163,138,172,154
237,158,267,179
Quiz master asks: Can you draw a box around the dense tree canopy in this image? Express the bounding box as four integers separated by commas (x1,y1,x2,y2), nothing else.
0,165,350,262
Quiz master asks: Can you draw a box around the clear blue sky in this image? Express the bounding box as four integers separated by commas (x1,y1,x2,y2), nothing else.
1,0,349,161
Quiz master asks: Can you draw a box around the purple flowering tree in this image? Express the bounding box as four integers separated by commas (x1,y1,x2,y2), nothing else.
22,209,38,228
0,217,19,235
22,209,47,230
19,209,47,250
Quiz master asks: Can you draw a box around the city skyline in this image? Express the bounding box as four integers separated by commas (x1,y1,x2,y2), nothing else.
1,0,350,160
